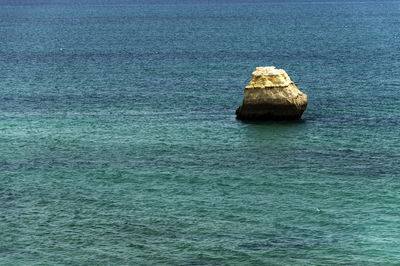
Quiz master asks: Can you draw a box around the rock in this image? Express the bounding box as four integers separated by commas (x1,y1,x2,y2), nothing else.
236,66,307,120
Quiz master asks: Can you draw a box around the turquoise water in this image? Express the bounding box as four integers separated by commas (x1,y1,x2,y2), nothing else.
1,0,400,264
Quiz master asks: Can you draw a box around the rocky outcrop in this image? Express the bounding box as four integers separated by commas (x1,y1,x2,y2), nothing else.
236,66,307,120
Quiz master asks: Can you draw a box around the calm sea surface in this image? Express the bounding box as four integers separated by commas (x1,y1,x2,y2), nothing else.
1,0,400,264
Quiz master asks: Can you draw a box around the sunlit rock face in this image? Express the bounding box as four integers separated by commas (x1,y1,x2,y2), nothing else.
236,66,307,120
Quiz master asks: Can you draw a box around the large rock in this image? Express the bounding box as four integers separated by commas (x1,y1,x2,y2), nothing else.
236,66,307,120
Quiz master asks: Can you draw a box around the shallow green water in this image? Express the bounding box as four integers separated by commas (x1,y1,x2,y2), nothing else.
1,0,400,264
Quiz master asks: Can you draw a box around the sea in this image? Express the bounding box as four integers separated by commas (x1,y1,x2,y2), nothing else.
1,0,399,264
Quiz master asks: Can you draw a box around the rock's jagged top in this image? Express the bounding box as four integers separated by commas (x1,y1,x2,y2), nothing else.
246,66,292,88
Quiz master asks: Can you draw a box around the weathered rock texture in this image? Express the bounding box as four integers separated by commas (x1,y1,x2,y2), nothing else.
236,66,307,120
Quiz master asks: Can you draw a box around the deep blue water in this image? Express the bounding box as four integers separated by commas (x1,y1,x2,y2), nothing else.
1,0,400,264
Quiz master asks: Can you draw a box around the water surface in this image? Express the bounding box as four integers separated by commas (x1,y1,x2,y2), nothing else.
1,0,400,264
